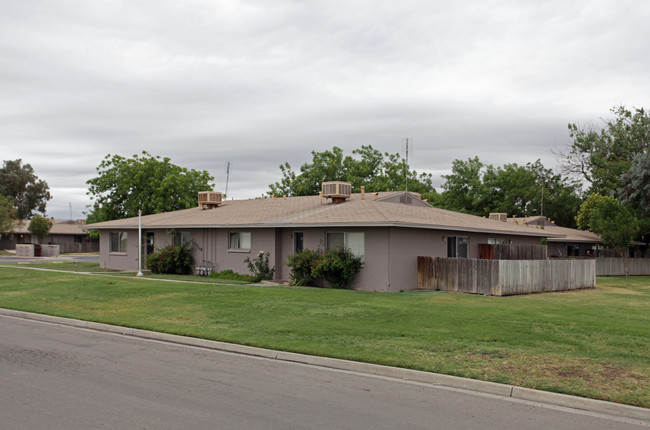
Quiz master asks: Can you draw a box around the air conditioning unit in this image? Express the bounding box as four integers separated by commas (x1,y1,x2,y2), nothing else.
322,181,352,199
489,213,508,222
198,191,223,209
321,181,352,200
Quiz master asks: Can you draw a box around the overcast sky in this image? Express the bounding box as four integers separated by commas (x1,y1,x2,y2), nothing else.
1,0,649,219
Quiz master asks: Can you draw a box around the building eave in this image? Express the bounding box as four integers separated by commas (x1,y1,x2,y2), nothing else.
90,220,562,238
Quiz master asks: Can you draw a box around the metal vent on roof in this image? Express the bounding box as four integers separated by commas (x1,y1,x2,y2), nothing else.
399,195,413,204
321,181,352,203
198,191,223,209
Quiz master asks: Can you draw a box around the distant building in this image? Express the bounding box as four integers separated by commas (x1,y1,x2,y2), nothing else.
0,219,98,253
500,215,601,258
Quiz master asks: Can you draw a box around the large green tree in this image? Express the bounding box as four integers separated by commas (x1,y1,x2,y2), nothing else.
564,106,650,246
0,194,18,234
28,214,53,243
437,157,488,214
563,106,650,197
576,194,639,278
619,150,650,218
439,157,583,227
269,147,347,197
0,159,51,219
619,150,650,243
86,152,214,223
268,145,437,200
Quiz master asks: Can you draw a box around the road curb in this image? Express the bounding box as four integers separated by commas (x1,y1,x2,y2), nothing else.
2,308,648,423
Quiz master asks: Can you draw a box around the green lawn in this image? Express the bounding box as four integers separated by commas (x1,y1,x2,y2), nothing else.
4,261,119,272
0,265,648,407
108,271,253,284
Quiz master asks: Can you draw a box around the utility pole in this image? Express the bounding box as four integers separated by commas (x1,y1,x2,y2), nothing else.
404,138,409,192
225,161,231,198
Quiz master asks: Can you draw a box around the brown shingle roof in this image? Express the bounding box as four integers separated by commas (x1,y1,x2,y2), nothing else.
507,216,600,243
89,192,559,238
10,219,89,235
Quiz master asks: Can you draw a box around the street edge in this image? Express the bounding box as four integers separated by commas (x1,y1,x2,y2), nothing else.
2,307,648,423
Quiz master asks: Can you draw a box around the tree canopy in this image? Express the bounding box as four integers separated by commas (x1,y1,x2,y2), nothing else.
0,159,51,219
563,106,650,242
269,149,584,227
619,149,650,219
563,106,650,197
268,145,437,200
576,194,639,271
86,152,214,223
437,157,583,227
0,194,18,234
28,214,53,241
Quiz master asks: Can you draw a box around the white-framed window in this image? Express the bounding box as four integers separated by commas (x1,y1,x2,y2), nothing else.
447,236,468,258
110,231,128,253
326,232,365,259
488,238,506,245
229,232,251,250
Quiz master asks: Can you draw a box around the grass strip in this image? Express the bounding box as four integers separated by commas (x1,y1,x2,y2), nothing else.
108,272,253,284
0,265,648,407
2,261,118,272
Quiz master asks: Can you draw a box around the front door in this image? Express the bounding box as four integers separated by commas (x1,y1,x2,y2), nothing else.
145,232,155,256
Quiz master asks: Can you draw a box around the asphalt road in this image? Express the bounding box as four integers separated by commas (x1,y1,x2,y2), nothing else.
0,316,647,430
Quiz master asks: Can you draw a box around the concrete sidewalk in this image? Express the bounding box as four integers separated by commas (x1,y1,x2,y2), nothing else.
0,308,648,424
0,254,99,264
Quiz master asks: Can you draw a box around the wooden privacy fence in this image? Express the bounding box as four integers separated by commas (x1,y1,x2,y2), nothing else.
596,258,650,276
478,243,547,260
417,256,596,296
57,242,99,253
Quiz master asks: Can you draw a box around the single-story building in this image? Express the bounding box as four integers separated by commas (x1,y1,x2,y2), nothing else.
502,215,648,259
89,183,561,291
0,219,98,253
502,215,601,258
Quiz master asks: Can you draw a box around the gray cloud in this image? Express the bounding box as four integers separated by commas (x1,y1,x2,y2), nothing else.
1,0,649,219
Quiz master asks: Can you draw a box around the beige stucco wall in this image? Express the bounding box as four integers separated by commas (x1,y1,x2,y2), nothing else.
356,228,391,290
189,228,278,276
99,230,140,271
101,228,175,271
385,229,543,292
385,228,441,292
272,226,542,291
143,229,174,267
275,227,392,291
99,227,279,275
